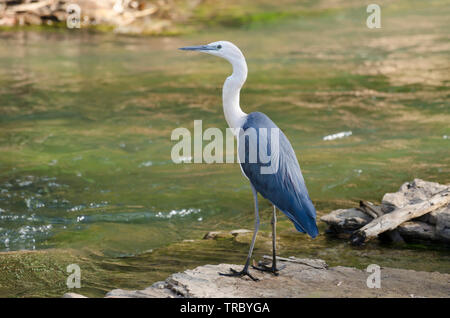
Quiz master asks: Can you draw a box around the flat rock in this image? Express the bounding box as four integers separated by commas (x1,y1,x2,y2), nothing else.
203,229,252,240
203,231,233,240
230,229,252,236
103,257,450,298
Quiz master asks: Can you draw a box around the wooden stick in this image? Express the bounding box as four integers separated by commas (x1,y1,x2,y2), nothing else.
262,255,327,269
359,200,384,217
358,200,404,242
358,201,378,219
351,188,450,245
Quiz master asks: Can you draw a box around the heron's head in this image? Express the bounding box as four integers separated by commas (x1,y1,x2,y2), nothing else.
179,41,245,64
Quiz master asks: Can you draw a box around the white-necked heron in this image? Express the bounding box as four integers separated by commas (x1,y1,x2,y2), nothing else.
180,41,318,281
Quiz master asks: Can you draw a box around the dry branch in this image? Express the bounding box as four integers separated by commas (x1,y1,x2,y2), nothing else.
351,188,450,245
359,200,383,217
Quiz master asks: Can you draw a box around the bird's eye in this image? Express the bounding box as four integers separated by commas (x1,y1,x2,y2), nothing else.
217,45,222,49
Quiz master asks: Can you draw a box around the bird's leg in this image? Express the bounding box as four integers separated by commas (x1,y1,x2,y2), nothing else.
219,184,260,281
252,205,286,275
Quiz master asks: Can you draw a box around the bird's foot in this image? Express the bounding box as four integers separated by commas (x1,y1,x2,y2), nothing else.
219,267,259,281
252,260,286,276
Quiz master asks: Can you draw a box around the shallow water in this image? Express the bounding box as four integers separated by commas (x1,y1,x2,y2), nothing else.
0,0,449,297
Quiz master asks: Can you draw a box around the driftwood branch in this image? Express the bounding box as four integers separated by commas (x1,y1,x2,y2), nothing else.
351,188,450,245
359,200,383,217
262,255,328,269
359,200,404,242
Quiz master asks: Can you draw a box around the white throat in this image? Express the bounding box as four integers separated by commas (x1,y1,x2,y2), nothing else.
222,56,247,131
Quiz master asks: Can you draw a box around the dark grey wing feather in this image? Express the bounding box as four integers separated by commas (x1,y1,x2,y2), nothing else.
239,112,318,238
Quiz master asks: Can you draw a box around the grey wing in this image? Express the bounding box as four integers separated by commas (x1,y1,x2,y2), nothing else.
239,112,318,238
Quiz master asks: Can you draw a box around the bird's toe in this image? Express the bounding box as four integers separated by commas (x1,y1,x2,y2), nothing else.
218,267,259,281
252,260,285,275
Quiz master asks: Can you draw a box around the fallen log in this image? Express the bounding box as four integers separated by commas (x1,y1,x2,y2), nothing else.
350,188,450,245
359,200,405,243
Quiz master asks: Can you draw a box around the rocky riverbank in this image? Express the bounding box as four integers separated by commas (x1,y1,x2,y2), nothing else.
0,0,202,34
64,256,450,298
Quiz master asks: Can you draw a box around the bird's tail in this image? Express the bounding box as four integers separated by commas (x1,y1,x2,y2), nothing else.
285,196,319,238
293,218,318,238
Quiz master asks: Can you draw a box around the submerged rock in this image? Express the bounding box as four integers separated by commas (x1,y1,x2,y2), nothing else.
203,231,233,240
320,208,372,232
230,229,252,236
203,229,252,240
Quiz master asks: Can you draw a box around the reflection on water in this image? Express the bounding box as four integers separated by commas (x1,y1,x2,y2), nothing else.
0,0,449,297
0,172,204,251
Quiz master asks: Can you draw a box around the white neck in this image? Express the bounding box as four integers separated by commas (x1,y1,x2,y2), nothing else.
222,57,247,130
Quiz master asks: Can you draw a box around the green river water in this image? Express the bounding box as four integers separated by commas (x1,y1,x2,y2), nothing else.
0,0,449,297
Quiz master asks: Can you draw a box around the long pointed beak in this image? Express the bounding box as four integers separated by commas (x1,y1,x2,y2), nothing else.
178,45,217,51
